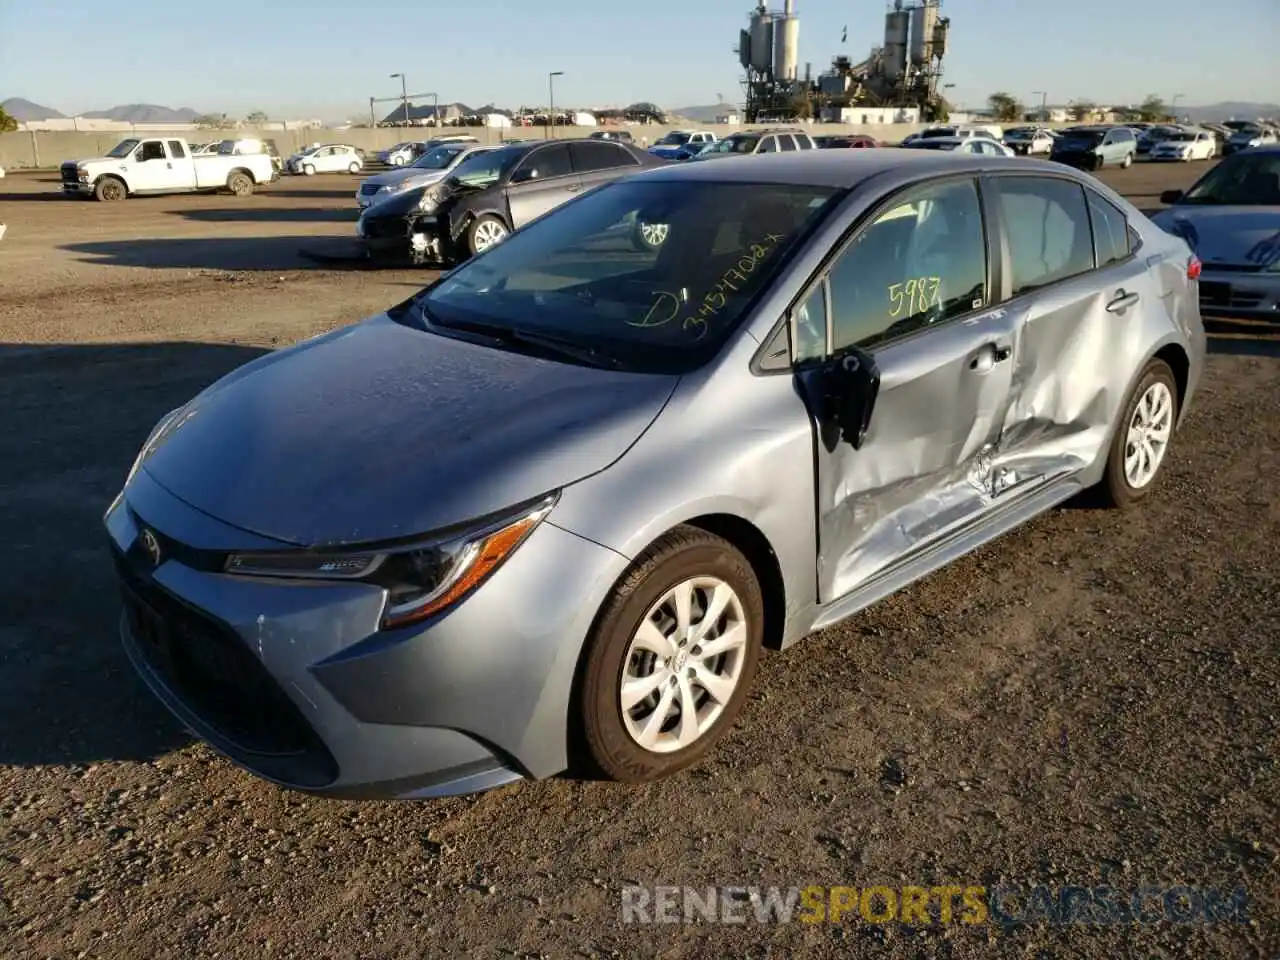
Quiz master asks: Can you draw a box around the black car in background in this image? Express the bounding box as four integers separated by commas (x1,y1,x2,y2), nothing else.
356,138,664,264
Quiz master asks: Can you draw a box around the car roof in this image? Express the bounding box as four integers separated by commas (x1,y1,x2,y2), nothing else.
634,149,1081,189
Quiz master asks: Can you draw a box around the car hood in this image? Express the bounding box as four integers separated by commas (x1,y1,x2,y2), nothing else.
1152,206,1280,269
363,167,447,190
138,313,678,546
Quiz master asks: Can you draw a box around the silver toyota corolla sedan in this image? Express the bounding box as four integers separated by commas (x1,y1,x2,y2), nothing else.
106,151,1206,800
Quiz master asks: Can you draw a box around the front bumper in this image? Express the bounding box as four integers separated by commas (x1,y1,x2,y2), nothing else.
106,469,629,799
61,180,92,195
1198,270,1280,321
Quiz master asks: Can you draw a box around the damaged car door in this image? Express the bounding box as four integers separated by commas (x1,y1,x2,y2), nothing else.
794,176,1018,602
987,174,1157,484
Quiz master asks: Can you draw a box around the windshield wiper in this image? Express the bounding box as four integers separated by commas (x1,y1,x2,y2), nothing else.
426,314,625,370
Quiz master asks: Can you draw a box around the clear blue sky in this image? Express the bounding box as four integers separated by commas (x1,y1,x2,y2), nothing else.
1,0,1276,119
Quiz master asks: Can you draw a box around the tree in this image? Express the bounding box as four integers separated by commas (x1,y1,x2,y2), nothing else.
0,106,17,133
195,113,231,130
246,110,268,125
1070,100,1097,122
791,91,813,121
987,91,1023,123
1137,95,1166,122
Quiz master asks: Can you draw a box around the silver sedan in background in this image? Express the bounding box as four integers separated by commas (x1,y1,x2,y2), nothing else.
106,151,1205,801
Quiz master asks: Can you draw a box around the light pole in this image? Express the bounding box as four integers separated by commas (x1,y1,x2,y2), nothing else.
368,97,375,128
1031,90,1047,122
390,73,409,126
1170,92,1184,121
547,71,564,139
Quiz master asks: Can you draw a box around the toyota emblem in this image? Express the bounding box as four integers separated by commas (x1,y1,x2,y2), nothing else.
140,529,162,567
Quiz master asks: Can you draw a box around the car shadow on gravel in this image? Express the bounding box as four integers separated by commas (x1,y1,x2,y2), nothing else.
0,191,77,202
174,208,356,224
0,340,269,768
63,236,365,272
1205,318,1280,357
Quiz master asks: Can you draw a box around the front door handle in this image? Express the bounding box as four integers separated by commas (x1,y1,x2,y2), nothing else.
1106,289,1140,313
565,184,582,193
968,343,1012,374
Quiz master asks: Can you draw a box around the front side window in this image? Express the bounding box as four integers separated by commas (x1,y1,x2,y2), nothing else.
513,143,573,181
1087,191,1132,267
108,139,140,159
827,178,988,351
758,137,778,154
138,141,166,161
417,181,842,374
995,176,1094,296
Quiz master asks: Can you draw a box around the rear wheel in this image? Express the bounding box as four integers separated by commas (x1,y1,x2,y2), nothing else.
466,215,509,256
227,171,253,196
575,526,763,782
348,161,361,174
94,177,126,202
1097,359,1179,509
1121,152,1133,169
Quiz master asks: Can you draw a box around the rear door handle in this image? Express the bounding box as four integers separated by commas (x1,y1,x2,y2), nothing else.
1106,289,1140,313
968,343,1013,373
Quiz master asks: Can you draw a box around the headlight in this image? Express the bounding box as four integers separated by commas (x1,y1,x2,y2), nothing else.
418,188,441,213
1247,139,1261,147
224,494,557,629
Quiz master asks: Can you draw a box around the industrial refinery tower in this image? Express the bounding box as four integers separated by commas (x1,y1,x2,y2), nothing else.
737,0,951,123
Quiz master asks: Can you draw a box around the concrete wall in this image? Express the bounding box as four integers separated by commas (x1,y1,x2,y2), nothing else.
0,121,1085,170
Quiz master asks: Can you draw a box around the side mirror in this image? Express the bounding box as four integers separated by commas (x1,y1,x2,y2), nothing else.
803,347,881,450
1160,189,1184,204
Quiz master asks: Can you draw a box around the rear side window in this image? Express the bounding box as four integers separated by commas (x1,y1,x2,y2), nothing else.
778,135,798,152
995,177,1095,296
167,140,187,159
570,141,639,172
827,177,988,350
1087,191,1132,267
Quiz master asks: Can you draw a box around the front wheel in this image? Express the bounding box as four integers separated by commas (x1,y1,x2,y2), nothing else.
1097,359,1179,509
348,162,361,174
94,177,126,202
466,214,509,256
631,220,670,252
1121,152,1133,169
575,526,764,782
303,164,316,177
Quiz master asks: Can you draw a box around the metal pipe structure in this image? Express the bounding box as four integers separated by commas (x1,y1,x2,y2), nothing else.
390,73,409,126
548,71,564,139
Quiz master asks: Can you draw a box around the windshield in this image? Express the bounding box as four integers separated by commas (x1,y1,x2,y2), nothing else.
710,136,758,154
445,145,524,188
1064,130,1105,145
1004,129,1032,139
1224,122,1258,133
413,145,468,170
107,139,140,159
1164,133,1197,142
657,132,691,146
412,180,842,374
1181,153,1280,206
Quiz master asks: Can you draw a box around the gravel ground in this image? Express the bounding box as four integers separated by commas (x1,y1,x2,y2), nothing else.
0,162,1277,959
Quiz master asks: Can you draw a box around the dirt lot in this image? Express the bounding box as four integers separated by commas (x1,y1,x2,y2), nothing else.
0,162,1277,959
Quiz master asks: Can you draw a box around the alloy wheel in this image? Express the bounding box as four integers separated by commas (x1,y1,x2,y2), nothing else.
619,577,748,754
1123,381,1174,489
473,220,508,250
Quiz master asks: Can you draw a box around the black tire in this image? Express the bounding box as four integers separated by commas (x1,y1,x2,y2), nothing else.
1092,154,1104,171
466,214,510,256
575,525,764,783
1097,359,1179,509
227,171,254,196
94,177,126,202
1121,152,1133,169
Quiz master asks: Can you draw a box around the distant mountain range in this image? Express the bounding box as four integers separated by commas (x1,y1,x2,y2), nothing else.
5,97,1277,127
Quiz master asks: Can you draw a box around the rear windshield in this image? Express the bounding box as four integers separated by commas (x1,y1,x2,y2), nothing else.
1063,130,1105,145
920,128,956,139
413,180,843,374
908,140,958,150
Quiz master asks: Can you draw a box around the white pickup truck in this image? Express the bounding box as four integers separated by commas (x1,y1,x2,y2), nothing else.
60,137,277,201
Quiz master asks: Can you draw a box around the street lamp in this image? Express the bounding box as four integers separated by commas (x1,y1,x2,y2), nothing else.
390,73,409,126
1031,90,1048,122
1171,92,1184,121
547,71,564,139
